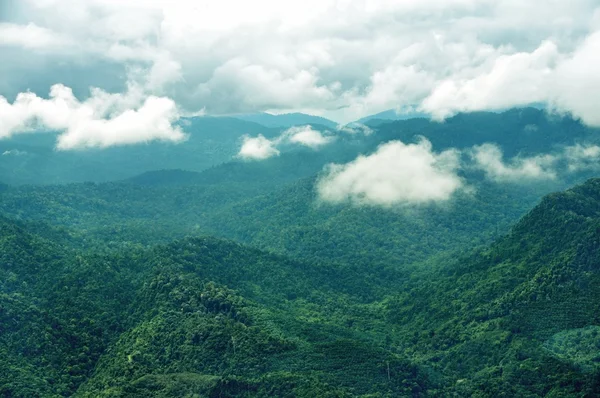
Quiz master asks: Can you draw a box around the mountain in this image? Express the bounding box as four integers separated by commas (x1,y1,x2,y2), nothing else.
0,117,281,185
2,108,598,269
382,177,600,395
3,108,600,396
356,108,429,125
0,158,568,271
367,107,599,157
0,216,144,396
4,177,600,396
230,112,338,129
0,217,429,397
0,108,593,186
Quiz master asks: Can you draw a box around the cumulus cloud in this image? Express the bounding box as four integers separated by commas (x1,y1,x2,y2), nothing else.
564,144,600,171
1,0,600,128
421,41,559,120
0,84,185,149
237,125,334,159
284,125,335,148
337,123,374,136
550,31,600,127
317,139,463,206
0,22,70,50
237,134,280,160
470,144,558,181
314,138,600,207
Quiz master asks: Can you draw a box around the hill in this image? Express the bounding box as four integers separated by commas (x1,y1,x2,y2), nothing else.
4,177,600,396
356,109,429,125
369,107,598,157
0,117,281,185
383,178,600,395
231,112,338,129
0,217,429,397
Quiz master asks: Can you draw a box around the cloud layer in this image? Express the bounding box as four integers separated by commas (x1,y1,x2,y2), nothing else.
238,134,280,160
470,144,558,181
1,0,599,129
317,139,464,206
317,141,600,206
237,125,334,160
0,84,185,149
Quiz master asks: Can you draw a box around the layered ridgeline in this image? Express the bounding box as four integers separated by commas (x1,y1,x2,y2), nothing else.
3,175,600,395
1,107,597,186
2,107,600,397
230,112,338,129
0,217,428,397
0,164,562,275
367,107,593,157
0,117,282,185
381,178,600,395
2,109,599,265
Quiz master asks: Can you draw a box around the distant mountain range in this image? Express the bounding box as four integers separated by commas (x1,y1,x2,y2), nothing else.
0,106,576,186
355,109,429,125
229,112,339,129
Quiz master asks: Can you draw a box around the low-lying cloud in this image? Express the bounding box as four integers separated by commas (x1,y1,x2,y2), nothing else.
237,125,334,160
0,84,185,149
237,134,280,160
316,140,600,207
470,144,558,181
471,143,600,182
337,123,374,136
286,125,335,148
564,144,600,171
317,139,464,206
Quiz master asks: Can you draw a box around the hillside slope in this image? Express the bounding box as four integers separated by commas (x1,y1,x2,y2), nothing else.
4,179,600,396
382,178,600,396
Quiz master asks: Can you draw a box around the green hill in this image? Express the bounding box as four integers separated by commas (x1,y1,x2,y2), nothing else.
0,117,281,185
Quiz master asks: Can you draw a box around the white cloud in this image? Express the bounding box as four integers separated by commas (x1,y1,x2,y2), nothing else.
421,41,558,120
284,125,335,148
317,139,464,206
0,84,185,149
337,123,374,136
0,22,70,49
237,134,280,160
564,144,600,171
236,125,334,159
470,143,558,181
550,31,600,127
315,139,600,207
2,149,27,156
1,0,600,126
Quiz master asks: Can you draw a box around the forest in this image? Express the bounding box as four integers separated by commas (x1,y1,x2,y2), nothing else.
1,108,600,396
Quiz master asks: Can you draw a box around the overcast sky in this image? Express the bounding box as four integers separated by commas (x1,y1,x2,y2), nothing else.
1,0,599,147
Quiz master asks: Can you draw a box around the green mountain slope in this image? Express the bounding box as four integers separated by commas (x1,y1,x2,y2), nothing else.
0,218,430,397
4,177,600,396
0,217,145,396
369,108,599,157
0,117,281,185
382,178,600,396
76,238,429,397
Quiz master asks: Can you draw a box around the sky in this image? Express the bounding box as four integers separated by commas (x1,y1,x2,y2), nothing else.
0,0,600,149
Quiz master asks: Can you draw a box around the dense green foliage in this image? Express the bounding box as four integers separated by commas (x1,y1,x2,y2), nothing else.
2,109,600,396
4,176,600,396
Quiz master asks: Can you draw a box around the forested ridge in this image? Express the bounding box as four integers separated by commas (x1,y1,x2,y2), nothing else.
4,178,600,396
2,109,600,396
